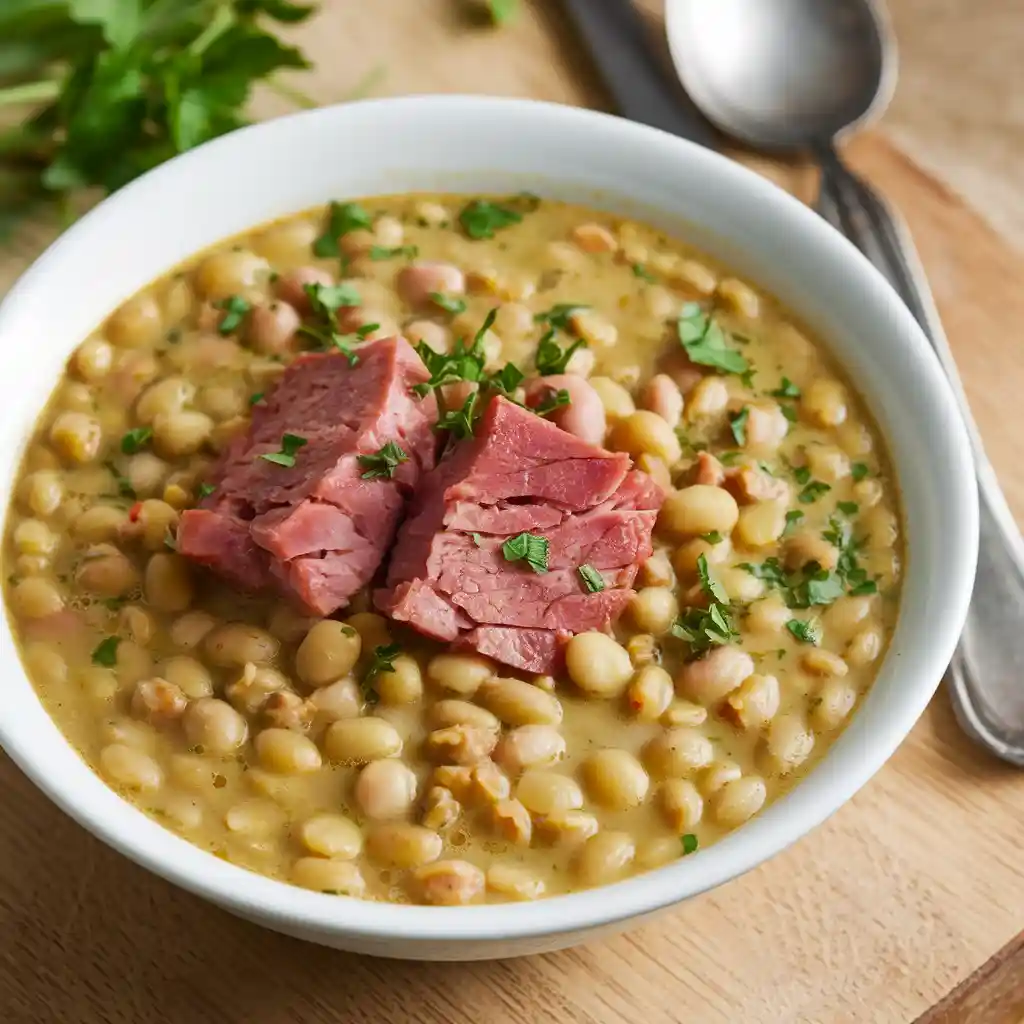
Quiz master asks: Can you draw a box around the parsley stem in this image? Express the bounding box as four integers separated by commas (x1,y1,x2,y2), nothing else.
266,77,318,109
0,80,62,108
188,5,236,56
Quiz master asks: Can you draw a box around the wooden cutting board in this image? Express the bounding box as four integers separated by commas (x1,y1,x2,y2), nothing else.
2,3,1023,1022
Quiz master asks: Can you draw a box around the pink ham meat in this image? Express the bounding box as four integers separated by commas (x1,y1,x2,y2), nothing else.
376,396,664,673
177,337,437,616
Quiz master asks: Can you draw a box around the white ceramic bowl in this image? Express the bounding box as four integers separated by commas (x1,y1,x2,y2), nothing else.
0,96,977,960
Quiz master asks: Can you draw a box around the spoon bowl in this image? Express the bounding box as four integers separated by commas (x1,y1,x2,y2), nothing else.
665,0,896,149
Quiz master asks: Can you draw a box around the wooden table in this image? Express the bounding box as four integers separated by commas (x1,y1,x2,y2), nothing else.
2,3,1024,1021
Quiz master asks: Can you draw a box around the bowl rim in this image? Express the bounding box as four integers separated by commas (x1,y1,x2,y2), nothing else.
0,94,978,946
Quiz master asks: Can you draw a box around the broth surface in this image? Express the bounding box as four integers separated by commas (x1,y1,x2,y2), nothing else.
2,195,901,905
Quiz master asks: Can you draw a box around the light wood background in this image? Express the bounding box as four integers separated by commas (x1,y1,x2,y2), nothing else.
2,2,1023,1022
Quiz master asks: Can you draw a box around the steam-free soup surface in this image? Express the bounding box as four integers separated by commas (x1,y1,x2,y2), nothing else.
2,195,901,905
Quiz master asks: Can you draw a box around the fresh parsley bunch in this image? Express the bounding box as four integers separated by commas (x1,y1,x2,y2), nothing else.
0,0,317,234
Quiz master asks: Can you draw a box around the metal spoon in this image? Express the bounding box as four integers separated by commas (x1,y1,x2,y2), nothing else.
666,0,1024,765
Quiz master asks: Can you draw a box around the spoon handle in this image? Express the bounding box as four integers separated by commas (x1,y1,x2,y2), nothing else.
817,150,1024,765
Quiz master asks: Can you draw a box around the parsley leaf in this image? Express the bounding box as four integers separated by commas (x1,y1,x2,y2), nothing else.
436,392,479,440
502,532,550,574
793,465,812,485
216,295,251,335
851,462,870,482
578,563,605,593
837,501,859,515
369,245,418,261
489,362,525,398
771,377,801,399
413,309,496,397
361,642,402,703
249,391,264,406
730,407,750,447
798,480,832,504
103,461,135,500
738,558,788,589
533,388,571,416
357,441,408,480
681,833,699,855
313,201,372,258
700,531,723,544
786,618,822,645
534,303,589,333
535,329,586,376
784,509,805,533
632,263,657,283
671,602,738,655
459,199,523,240
676,303,749,375
304,281,361,315
120,426,152,454
197,483,216,498
696,553,729,604
91,636,120,667
259,432,307,468
485,0,518,24
430,292,467,316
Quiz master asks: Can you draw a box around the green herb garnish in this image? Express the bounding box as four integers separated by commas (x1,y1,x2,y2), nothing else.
784,509,805,533
696,553,729,605
671,602,738,655
304,281,361,315
259,433,307,468
681,833,699,855
786,618,822,645
771,378,801,399
414,309,495,397
700,531,723,544
837,501,859,515
793,465,812,485
357,441,408,480
249,392,264,406
851,462,870,482
103,461,135,500
313,201,372,258
485,0,518,24
632,263,657,283
676,303,749,375
361,642,402,703
197,483,216,499
798,480,832,504
215,295,251,335
533,388,571,416
502,532,550,574
578,563,605,593
780,404,799,424
91,636,120,667
459,199,523,240
369,245,418,261
489,362,525,398
430,292,467,316
534,303,589,333
120,427,153,455
435,392,479,440
535,329,586,376
730,407,750,447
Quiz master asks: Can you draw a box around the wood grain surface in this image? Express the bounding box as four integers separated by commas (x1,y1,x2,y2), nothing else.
2,3,1023,1022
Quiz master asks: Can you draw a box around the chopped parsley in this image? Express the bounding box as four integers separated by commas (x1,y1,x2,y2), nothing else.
369,245,418,261
459,199,524,240
786,618,822,645
578,563,605,593
632,263,657,283
671,602,738,655
533,388,571,416
120,427,153,455
696,553,729,604
535,329,586,376
357,441,408,480
793,465,812,485
738,558,788,589
471,533,485,547
436,392,479,440
771,377,801,399
681,833,699,856
851,462,870,482
489,362,525,398
249,392,264,406
259,433,307,468
103,461,135,500
361,642,402,703
502,532,550,574
485,0,518,24
798,480,832,504
197,483,216,499
823,514,878,597
534,303,589,333
700,531,723,544
313,201,372,258
784,509,805,533
837,501,859,515
215,295,251,335
729,407,750,447
430,292,468,316
297,281,365,364
304,281,362,315
677,303,749,375
780,404,799,424
414,309,496,397
91,636,120,667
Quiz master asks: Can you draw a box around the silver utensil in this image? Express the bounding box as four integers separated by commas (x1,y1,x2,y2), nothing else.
665,0,1024,764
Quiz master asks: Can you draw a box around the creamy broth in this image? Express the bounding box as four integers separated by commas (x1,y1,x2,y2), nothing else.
2,195,901,905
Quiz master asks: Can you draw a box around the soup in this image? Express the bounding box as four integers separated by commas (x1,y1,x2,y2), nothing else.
2,195,901,905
